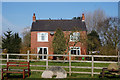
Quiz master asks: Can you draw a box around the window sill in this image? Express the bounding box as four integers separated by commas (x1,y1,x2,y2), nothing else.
69,40,78,42
37,41,49,42
71,54,81,55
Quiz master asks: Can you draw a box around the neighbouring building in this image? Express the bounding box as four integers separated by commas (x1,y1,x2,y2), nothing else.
31,13,87,60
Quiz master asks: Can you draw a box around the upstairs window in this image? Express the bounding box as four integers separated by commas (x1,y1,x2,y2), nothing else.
37,32,48,42
70,32,80,42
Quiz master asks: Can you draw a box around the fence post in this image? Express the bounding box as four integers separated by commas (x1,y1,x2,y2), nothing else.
27,50,30,62
46,54,48,69
37,53,39,60
91,55,94,77
7,54,9,62
118,51,120,67
69,52,71,76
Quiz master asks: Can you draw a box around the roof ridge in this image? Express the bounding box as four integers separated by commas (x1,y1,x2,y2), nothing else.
36,19,73,21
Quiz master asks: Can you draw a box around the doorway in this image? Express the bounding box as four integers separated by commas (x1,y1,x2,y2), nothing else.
37,47,48,60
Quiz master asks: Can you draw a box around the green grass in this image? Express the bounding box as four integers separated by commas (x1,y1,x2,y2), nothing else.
3,72,120,80
1,60,119,79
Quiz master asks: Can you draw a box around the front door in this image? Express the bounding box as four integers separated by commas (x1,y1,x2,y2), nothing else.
38,47,48,60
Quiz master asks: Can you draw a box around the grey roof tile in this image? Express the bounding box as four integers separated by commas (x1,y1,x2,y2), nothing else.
31,19,87,31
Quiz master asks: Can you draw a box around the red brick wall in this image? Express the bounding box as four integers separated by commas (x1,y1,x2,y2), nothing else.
31,31,87,59
31,31,54,59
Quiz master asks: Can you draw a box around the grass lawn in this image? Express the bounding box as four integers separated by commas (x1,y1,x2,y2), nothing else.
3,72,120,80
1,60,120,79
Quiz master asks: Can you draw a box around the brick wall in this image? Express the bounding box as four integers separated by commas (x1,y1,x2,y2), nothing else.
31,31,87,59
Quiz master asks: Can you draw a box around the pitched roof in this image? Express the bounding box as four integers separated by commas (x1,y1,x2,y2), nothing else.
31,19,87,31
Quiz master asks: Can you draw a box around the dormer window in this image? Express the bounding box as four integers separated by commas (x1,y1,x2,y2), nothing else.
37,32,48,42
70,32,80,42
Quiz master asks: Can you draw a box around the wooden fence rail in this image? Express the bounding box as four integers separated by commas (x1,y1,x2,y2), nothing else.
0,52,119,77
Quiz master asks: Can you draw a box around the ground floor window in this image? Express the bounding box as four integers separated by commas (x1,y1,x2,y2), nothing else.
70,47,81,55
37,47,48,60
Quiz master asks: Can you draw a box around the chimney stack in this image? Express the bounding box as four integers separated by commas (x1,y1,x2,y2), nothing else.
82,13,85,22
33,13,36,22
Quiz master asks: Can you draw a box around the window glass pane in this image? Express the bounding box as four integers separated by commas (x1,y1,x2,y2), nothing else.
74,50,76,55
70,32,80,41
73,36,76,41
73,33,76,36
71,50,76,55
38,48,42,59
78,50,80,55
45,33,48,41
38,33,48,41
44,48,47,54
38,48,42,54
77,32,80,36
71,50,73,54
70,35,72,41
37,33,41,41
77,33,80,40
71,47,80,55
41,33,45,40
44,48,47,59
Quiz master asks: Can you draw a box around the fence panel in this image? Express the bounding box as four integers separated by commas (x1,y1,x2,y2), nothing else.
0,53,119,77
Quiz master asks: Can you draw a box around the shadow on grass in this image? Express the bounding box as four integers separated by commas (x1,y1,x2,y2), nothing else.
3,72,120,80
99,74,120,80
3,73,31,80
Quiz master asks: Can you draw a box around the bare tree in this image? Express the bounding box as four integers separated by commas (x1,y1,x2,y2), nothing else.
85,9,119,55
20,27,31,54
98,17,120,55
85,8,106,33
85,11,93,33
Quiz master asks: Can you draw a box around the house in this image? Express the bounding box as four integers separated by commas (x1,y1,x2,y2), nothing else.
31,13,87,60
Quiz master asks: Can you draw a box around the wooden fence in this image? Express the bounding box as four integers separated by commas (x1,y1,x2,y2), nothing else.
0,52,119,77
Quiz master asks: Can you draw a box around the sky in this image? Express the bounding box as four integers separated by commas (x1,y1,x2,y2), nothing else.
118,2,120,19
2,2,118,36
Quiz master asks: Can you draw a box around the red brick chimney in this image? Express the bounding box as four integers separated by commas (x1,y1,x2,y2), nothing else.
82,13,85,22
33,13,36,22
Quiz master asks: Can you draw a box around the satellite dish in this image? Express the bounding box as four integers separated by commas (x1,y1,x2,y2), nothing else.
50,32,54,36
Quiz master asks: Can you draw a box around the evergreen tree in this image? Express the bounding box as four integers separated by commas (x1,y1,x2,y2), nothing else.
87,30,101,52
2,30,13,53
2,30,21,54
52,28,67,54
11,33,21,53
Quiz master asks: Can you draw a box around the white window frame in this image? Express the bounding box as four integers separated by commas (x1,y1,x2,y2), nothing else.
37,32,48,42
70,47,81,55
37,47,48,60
70,32,80,42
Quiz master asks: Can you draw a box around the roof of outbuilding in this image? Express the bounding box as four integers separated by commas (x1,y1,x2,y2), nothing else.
31,19,87,31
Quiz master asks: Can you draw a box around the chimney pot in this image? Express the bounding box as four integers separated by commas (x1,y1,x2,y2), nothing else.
33,13,35,16
82,13,85,22
33,13,36,22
